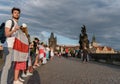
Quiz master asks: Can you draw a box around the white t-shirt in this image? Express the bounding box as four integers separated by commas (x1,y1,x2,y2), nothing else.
50,50,54,57
3,19,18,48
45,47,50,53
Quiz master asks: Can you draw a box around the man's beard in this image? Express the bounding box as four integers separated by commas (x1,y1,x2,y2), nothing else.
13,16,20,20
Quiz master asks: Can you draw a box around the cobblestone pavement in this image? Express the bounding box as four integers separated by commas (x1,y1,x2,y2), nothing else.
24,56,120,84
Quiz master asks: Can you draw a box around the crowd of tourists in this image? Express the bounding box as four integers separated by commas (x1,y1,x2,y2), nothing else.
0,7,90,84
0,7,55,84
60,46,89,63
19,37,54,84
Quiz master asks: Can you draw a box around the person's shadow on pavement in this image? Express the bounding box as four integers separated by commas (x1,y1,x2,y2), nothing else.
25,70,41,84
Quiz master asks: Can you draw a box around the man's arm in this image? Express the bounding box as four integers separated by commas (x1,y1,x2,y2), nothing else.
5,20,20,37
5,26,19,37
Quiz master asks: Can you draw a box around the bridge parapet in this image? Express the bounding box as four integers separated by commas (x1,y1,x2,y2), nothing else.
89,53,120,64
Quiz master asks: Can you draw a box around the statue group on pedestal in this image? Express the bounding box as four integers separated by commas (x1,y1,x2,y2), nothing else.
79,25,89,50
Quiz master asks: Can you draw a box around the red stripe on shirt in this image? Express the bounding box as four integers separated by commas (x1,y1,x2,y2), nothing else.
39,49,44,54
13,38,29,53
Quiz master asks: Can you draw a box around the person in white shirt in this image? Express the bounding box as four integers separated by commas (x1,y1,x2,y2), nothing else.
0,7,22,84
50,47,54,60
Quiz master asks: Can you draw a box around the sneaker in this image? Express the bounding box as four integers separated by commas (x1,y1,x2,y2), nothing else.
13,80,23,84
26,72,33,76
19,77,25,82
21,73,27,78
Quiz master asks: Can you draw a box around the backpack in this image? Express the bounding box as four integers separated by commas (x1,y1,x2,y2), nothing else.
0,19,14,43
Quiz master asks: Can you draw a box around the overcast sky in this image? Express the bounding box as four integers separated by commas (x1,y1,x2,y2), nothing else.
0,0,120,50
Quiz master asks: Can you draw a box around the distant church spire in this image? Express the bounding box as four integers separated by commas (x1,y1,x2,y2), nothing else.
50,32,54,38
91,34,98,47
49,32,57,51
92,34,96,42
